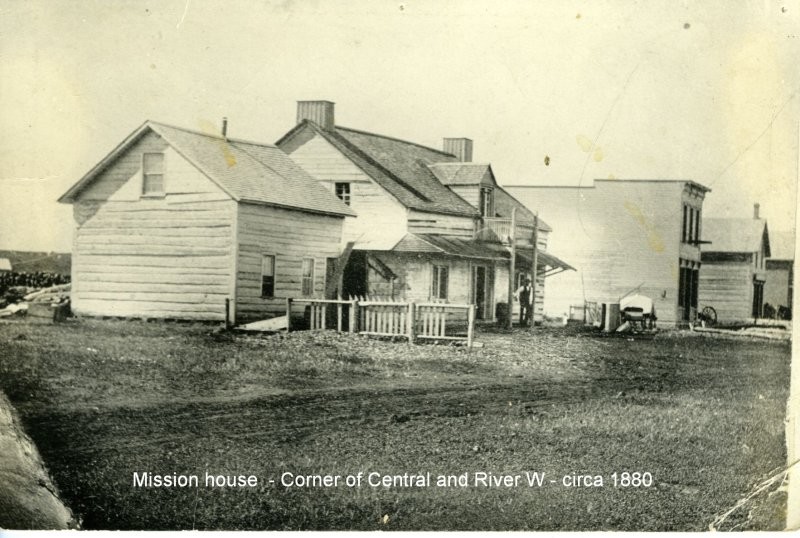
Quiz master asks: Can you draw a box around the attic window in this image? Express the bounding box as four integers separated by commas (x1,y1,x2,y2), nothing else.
142,153,165,195
335,182,351,205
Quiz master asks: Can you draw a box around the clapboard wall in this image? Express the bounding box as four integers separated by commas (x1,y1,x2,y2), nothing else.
698,260,753,322
71,131,236,320
281,129,408,246
235,203,344,322
507,181,706,325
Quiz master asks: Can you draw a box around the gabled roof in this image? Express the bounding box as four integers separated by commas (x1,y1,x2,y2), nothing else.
59,121,355,217
767,230,795,261
702,218,770,256
276,121,479,218
427,163,496,186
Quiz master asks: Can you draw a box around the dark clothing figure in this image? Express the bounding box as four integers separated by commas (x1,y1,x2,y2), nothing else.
514,281,533,327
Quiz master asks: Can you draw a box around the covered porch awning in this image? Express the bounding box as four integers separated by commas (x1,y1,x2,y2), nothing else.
355,233,574,275
517,247,575,278
391,233,509,261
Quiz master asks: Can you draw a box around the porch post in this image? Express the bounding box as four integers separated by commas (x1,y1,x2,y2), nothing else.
530,212,539,331
506,207,516,330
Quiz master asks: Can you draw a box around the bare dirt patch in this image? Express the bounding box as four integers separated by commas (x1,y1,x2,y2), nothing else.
0,319,790,530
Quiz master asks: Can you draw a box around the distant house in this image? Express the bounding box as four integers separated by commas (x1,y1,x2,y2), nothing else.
0,258,11,273
698,205,771,322
276,101,573,323
507,179,711,326
764,230,794,317
58,120,354,322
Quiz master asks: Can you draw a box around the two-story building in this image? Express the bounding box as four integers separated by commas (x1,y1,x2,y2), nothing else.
276,101,572,323
507,179,711,326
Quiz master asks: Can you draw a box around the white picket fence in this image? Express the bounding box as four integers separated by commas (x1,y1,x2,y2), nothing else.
286,297,476,347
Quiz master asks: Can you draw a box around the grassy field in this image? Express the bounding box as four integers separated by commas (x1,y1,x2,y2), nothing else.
0,318,791,530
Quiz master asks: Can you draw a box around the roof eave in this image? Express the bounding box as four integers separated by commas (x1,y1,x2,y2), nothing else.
58,120,152,204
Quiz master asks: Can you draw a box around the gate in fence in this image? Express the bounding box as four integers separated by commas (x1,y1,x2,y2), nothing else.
286,297,476,347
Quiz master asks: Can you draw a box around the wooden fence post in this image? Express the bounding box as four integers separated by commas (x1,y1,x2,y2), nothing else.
286,298,293,333
349,300,358,333
407,302,416,344
337,302,343,333
225,298,232,330
467,304,475,348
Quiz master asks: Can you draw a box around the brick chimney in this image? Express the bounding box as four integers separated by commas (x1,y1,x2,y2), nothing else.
443,138,473,162
754,203,760,219
297,101,335,131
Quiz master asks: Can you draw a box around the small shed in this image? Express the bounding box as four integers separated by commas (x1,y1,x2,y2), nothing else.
0,258,11,273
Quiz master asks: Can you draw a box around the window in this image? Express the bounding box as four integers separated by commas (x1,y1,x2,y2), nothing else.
261,255,275,297
431,264,449,300
301,258,315,296
334,182,351,205
682,205,688,243
479,187,494,217
142,153,164,195
693,208,701,243
682,204,701,244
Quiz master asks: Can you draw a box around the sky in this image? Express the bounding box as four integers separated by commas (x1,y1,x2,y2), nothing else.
0,0,797,252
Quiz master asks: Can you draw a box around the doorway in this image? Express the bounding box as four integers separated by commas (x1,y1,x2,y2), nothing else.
471,265,492,319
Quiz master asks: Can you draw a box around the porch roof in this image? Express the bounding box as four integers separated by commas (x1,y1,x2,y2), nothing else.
391,233,508,261
516,247,575,272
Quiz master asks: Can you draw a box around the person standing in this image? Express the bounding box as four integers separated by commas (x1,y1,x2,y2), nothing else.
514,277,533,327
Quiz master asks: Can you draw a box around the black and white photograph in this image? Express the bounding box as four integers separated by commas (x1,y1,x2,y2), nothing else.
0,0,797,531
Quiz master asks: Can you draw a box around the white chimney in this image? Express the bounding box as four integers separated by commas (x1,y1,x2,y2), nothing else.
443,138,473,162
297,101,335,131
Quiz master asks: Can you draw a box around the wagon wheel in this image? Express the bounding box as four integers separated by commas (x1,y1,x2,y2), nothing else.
700,306,717,327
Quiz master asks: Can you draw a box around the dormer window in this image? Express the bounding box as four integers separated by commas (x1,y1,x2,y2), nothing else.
142,153,165,195
479,187,494,217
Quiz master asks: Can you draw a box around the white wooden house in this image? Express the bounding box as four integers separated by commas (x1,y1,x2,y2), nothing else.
699,206,771,322
58,120,354,323
276,101,572,322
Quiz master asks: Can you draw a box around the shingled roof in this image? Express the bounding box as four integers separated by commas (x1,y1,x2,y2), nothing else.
427,163,495,186
702,218,770,256
59,121,355,217
277,121,480,218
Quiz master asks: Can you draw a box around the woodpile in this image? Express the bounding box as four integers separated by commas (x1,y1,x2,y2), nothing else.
0,283,71,320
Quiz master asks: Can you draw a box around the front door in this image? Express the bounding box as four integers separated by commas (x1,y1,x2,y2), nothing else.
472,265,488,319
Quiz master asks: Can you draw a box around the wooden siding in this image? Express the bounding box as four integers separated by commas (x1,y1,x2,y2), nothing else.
448,186,480,211
407,210,477,238
698,261,754,322
284,131,408,246
235,203,344,322
508,181,698,324
71,131,236,320
765,265,792,309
